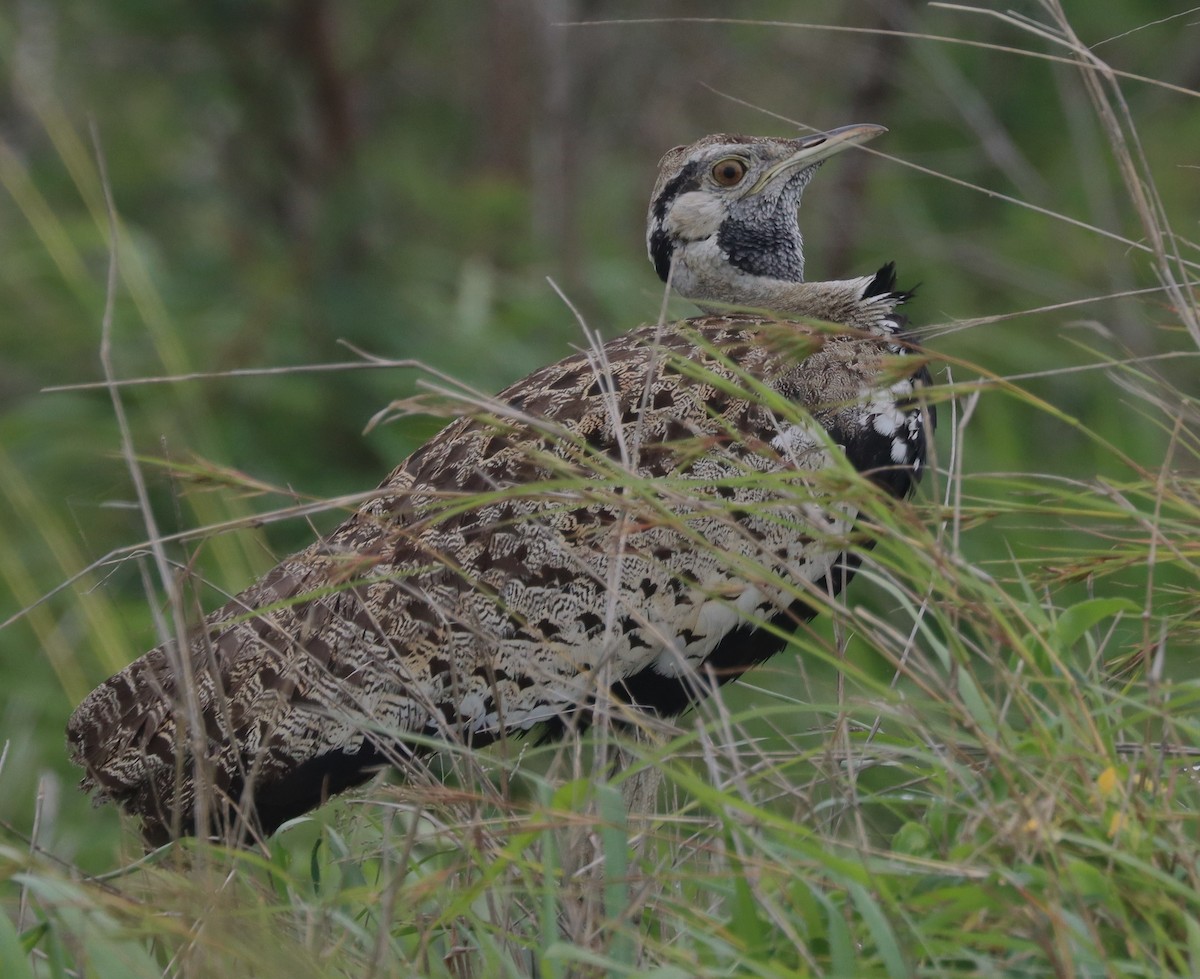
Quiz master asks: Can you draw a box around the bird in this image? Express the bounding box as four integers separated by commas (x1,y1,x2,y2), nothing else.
67,124,934,847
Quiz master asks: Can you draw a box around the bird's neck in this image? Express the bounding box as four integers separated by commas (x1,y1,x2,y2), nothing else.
685,273,902,334
668,232,805,310
687,276,814,314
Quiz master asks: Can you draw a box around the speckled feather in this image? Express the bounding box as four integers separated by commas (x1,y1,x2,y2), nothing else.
67,275,928,844
67,129,933,845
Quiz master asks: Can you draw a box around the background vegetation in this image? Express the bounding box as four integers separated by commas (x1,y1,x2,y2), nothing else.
1,0,1197,975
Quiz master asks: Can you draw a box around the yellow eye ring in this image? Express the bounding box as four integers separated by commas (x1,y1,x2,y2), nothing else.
711,158,749,187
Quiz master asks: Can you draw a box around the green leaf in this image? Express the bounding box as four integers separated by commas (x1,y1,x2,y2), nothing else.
551,777,591,812
597,782,634,968
0,912,36,979
847,882,908,979
1186,914,1200,968
1065,858,1112,905
1054,597,1141,648
891,822,932,857
728,859,770,954
824,891,855,977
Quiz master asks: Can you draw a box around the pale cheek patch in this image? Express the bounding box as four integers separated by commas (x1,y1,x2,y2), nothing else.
666,191,727,241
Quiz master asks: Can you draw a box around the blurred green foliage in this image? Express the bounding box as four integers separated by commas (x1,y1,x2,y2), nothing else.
0,0,1196,871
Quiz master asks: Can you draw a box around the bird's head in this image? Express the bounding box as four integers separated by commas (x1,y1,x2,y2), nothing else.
646,125,885,307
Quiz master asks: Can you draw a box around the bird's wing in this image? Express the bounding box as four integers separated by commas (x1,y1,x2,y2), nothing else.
67,307,926,841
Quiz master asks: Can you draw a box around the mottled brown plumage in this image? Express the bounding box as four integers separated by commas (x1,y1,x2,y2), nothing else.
68,126,933,845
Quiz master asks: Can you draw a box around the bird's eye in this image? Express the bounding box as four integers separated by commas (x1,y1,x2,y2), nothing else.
711,158,748,187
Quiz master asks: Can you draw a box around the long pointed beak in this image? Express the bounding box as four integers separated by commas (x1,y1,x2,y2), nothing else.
747,123,887,195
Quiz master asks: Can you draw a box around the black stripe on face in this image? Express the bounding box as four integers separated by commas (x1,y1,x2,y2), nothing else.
649,227,674,282
652,160,702,222
648,161,704,282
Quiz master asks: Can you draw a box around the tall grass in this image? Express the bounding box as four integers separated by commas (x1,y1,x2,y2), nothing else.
3,2,1199,976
